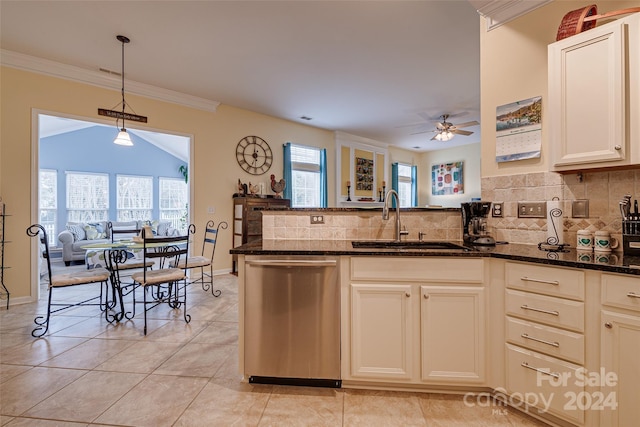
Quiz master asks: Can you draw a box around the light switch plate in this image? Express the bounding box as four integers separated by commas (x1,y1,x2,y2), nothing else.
572,200,589,218
517,201,547,218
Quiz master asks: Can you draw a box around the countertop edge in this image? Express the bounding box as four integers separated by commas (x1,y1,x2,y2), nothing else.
230,241,640,276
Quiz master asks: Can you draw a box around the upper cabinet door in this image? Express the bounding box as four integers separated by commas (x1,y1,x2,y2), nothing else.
548,15,639,171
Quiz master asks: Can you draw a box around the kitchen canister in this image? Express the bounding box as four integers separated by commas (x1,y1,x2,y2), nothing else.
577,230,594,251
594,231,619,252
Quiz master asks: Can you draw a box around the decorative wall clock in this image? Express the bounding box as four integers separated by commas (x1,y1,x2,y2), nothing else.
236,135,273,175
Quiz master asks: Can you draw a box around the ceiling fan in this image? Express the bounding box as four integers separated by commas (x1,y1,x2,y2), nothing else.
411,114,479,141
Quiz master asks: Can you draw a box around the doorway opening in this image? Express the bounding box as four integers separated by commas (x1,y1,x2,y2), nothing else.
33,111,192,298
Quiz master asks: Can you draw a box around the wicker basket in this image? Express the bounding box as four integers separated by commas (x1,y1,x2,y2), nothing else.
556,4,598,41
556,5,640,41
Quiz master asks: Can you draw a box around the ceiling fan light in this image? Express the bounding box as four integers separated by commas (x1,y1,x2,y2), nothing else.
434,132,443,141
114,128,133,146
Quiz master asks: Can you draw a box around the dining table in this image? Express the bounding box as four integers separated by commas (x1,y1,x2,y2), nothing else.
80,238,186,322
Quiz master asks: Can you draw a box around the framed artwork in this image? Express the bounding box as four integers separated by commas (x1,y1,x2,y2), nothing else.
432,161,463,195
355,157,374,191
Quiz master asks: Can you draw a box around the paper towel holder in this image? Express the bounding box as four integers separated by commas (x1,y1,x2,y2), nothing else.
538,197,570,252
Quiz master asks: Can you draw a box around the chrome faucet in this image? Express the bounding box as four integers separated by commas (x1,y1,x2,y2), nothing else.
382,189,408,241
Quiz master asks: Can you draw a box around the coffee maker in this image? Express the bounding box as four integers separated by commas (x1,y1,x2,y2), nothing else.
461,201,496,246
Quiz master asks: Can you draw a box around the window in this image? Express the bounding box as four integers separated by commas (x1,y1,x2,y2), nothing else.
391,163,417,208
39,169,57,245
117,175,153,221
66,172,109,222
397,163,413,207
159,177,188,231
289,144,323,208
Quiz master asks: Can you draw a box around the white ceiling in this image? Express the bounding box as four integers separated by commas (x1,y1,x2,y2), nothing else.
1,0,484,152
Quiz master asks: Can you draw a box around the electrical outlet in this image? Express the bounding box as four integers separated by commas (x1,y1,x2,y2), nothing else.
517,201,547,218
310,215,324,224
492,202,504,217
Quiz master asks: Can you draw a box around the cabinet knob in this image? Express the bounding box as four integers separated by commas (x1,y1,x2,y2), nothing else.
604,322,613,329
423,294,429,299
615,145,622,150
405,292,411,298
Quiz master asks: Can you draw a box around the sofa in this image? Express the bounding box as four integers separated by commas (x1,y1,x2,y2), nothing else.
58,220,179,266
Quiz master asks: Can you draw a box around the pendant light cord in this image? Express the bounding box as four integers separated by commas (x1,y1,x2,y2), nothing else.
116,35,130,130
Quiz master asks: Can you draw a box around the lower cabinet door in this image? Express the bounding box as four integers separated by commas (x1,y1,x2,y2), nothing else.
420,286,485,384
601,310,640,427
350,283,414,380
506,344,584,425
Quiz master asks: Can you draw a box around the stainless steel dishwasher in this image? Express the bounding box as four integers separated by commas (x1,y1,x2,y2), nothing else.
244,255,340,387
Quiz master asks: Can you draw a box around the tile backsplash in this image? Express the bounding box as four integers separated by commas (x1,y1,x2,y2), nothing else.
262,169,640,249
262,209,462,241
482,169,640,248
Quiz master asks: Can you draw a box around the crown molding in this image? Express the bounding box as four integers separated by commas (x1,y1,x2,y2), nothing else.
468,0,552,31
1,49,220,113
335,131,389,149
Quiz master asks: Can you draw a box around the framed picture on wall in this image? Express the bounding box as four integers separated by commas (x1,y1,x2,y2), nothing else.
432,161,463,195
355,157,374,191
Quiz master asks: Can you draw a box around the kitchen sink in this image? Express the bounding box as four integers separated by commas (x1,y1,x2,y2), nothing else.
351,240,470,250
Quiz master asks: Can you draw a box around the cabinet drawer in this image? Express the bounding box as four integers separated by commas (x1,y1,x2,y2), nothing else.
506,262,584,301
506,289,584,332
506,343,584,425
506,317,584,365
351,257,483,283
602,273,640,313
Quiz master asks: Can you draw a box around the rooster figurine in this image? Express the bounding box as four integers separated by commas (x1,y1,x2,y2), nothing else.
270,174,286,198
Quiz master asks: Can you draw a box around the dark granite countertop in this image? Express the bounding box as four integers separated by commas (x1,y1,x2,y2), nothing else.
230,239,640,276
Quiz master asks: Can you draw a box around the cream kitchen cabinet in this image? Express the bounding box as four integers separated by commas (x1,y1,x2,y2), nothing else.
343,257,486,386
600,273,640,427
504,261,587,425
350,283,414,381
420,285,485,384
548,12,640,171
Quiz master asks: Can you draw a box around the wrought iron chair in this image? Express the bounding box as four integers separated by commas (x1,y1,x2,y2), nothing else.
26,224,113,338
106,221,152,272
131,224,193,335
176,220,228,296
107,221,140,243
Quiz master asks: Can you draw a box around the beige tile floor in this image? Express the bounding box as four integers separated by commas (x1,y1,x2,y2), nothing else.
1,262,550,426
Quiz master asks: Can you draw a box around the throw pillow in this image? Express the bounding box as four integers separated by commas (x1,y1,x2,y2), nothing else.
66,224,86,242
88,222,107,239
84,223,106,240
142,220,158,236
157,221,171,237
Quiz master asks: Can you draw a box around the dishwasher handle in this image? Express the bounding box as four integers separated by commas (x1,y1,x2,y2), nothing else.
246,259,337,268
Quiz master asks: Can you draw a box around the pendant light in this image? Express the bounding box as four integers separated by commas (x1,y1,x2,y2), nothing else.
113,35,133,146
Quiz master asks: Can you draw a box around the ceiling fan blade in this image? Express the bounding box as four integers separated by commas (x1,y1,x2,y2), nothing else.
435,122,446,130
451,120,479,129
451,129,473,136
416,112,441,122
430,134,438,141
395,122,427,128
442,112,469,120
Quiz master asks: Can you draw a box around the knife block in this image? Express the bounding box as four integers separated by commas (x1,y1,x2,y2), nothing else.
622,220,640,255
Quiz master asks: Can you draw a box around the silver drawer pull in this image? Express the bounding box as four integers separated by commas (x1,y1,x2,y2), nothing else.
521,333,560,348
520,276,559,286
627,292,640,299
521,362,560,379
520,305,560,316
